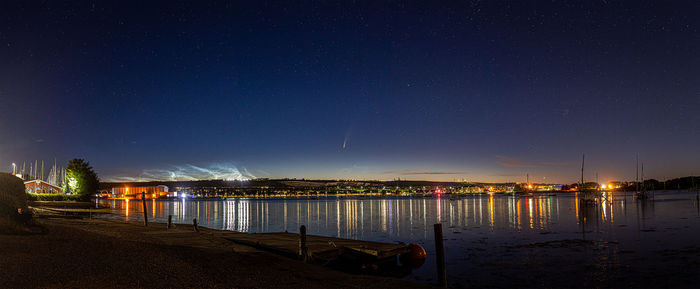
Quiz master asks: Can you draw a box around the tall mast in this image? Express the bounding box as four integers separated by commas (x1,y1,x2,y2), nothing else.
641,162,645,192
636,154,639,191
581,154,585,187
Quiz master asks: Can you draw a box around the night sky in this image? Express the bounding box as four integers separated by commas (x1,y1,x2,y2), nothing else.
1,1,698,183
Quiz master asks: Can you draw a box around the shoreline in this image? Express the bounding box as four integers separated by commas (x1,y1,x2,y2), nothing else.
98,190,645,201
0,217,432,288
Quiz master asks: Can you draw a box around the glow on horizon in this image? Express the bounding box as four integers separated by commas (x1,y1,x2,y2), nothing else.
98,159,692,184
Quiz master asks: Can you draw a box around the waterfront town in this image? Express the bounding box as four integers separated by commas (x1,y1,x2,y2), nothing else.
7,159,689,200
97,179,632,199
9,159,678,200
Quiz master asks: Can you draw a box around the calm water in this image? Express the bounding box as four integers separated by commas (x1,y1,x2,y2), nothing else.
99,191,700,288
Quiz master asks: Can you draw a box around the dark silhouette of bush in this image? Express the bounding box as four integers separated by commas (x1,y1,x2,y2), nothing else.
0,173,28,220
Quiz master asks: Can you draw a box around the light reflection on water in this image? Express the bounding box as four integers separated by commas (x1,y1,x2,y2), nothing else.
99,191,700,288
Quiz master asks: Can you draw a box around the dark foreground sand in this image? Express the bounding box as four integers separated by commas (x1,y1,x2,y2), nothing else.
0,218,431,289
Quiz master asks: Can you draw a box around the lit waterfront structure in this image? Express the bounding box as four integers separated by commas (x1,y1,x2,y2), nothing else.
534,184,562,191
111,185,169,199
24,179,64,194
606,181,634,189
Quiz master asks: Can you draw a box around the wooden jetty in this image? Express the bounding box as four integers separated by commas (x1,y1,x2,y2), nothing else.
222,231,412,267
29,201,111,218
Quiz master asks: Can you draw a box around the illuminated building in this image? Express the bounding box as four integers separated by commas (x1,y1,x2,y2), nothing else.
111,185,169,199
25,179,64,194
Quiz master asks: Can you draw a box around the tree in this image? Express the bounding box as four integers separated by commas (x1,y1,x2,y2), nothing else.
64,159,99,201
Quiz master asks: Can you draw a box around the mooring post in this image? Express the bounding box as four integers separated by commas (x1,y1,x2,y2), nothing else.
193,218,199,232
299,225,308,262
141,192,148,227
434,223,447,288
167,215,172,229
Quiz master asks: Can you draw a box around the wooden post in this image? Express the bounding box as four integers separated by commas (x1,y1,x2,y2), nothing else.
193,218,199,232
141,192,148,227
299,225,308,262
434,223,447,288
167,215,172,229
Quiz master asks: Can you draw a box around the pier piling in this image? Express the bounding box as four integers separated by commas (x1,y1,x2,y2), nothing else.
141,192,148,227
167,215,172,229
434,223,447,288
193,218,199,232
299,225,308,262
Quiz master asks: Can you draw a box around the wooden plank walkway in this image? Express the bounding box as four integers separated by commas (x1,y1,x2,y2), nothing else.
221,232,411,263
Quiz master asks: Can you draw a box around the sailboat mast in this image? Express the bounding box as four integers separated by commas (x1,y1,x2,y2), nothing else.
636,154,639,191
641,162,645,192
581,154,585,187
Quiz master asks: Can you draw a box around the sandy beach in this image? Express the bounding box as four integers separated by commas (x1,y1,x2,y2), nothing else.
0,217,431,288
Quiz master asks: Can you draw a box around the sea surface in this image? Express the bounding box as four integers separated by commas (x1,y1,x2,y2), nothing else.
98,190,700,288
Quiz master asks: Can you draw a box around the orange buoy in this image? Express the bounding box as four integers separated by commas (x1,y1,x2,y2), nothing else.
400,243,427,268
407,243,426,259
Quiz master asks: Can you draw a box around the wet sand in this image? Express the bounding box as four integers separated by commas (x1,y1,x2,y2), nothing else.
0,218,431,288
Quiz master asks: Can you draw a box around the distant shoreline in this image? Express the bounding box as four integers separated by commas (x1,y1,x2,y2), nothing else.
98,177,699,199
95,189,694,201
